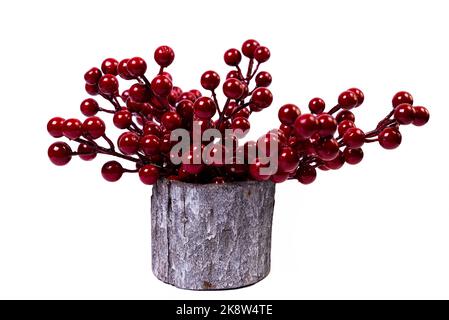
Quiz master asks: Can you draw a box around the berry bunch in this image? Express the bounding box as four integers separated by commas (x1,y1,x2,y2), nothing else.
47,40,429,185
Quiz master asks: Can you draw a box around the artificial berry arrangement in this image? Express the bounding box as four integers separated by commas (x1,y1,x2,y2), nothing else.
47,39,430,185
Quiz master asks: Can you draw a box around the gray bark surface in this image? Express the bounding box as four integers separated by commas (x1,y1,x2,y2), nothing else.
151,179,276,290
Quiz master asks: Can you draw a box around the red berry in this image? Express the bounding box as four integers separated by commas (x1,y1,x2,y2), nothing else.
101,161,123,182
309,97,326,114
127,57,147,77
151,75,173,97
278,146,299,173
338,90,358,110
98,74,119,96
324,151,345,170
394,103,415,125
278,104,301,125
201,70,220,90
242,39,260,58
129,83,151,103
231,117,250,136
139,134,160,156
316,137,339,161
412,106,430,126
118,59,134,80
80,98,99,116
392,91,413,108
101,58,118,75
296,165,317,184
177,99,194,121
270,172,289,183
255,71,272,87
143,121,162,137
154,46,175,67
82,116,105,139
161,111,182,130
294,114,318,138
343,127,365,148
47,117,65,138
139,165,160,185
48,142,72,166
344,147,363,165
178,91,196,103
85,83,99,96
378,128,402,149
226,70,242,80
317,114,337,137
193,97,216,119
234,107,250,118
181,149,204,174
113,109,132,129
62,118,82,140
337,119,355,136
249,158,271,181
348,88,364,107
254,46,270,63
118,132,140,155
78,143,97,161
84,67,102,85
224,48,242,66
336,110,355,123
223,78,245,99
251,88,273,109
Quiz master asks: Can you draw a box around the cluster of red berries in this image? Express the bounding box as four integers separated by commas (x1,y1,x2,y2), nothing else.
47,40,429,185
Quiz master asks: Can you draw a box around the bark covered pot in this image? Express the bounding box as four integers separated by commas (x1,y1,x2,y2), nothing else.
151,179,276,290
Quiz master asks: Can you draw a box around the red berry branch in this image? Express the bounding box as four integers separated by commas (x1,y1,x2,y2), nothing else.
47,39,430,185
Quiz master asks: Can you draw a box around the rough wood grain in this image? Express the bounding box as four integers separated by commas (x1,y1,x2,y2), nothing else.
151,179,276,290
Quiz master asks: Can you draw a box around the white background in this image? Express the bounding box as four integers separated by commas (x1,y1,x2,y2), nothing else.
0,0,447,299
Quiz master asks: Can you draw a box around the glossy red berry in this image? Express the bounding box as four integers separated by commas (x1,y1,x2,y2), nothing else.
338,90,358,110
223,78,245,99
231,117,250,136
224,48,242,66
154,46,175,67
270,172,289,183
251,88,273,109
143,121,162,137
317,114,337,137
118,132,140,155
308,97,326,114
47,117,65,138
348,88,364,107
278,146,299,173
226,70,242,80
48,142,72,166
254,46,270,63
127,57,147,77
343,127,365,148
101,161,123,182
161,111,182,130
129,83,151,103
394,103,415,125
98,74,119,96
193,97,217,119
255,71,272,87
336,110,355,123
201,70,220,90
278,104,301,125
249,158,271,181
177,99,194,121
80,98,99,116
180,149,204,175
177,91,197,103
412,106,430,126
378,128,402,149
392,91,413,108
242,39,260,58
85,83,99,96
337,120,355,136
139,165,160,185
82,116,105,139
316,137,339,161
294,114,319,139
113,109,132,129
296,165,317,184
78,143,97,161
117,59,134,80
139,134,160,156
344,147,364,165
151,75,173,97
101,58,118,75
62,118,82,140
84,67,102,85
234,107,250,118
